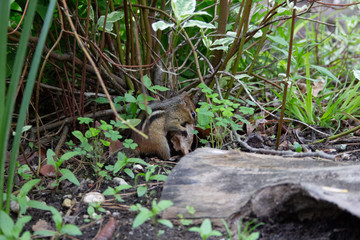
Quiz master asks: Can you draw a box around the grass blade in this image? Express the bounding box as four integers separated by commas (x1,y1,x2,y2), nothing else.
4,0,57,213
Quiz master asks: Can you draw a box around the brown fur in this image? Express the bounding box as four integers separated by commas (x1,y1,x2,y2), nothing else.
132,93,196,160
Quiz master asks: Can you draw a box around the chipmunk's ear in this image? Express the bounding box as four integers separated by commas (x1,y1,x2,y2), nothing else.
180,91,193,100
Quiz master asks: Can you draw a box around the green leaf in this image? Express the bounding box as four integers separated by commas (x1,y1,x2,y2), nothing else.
248,232,260,240
132,208,153,228
210,36,234,51
78,117,93,124
14,215,31,238
154,200,173,212
145,170,152,182
267,35,288,47
120,119,141,129
72,130,86,143
151,85,170,92
235,74,251,80
127,158,150,166
115,195,124,202
180,218,193,226
172,0,195,23
100,139,111,147
150,174,167,181
200,219,212,236
60,224,82,236
0,210,14,237
189,226,200,232
19,179,40,196
197,107,214,127
354,70,360,80
46,149,56,166
106,11,123,22
33,230,56,237
87,206,95,215
59,151,80,162
209,230,223,237
124,168,135,178
93,97,109,104
124,93,137,103
186,205,196,214
59,169,80,186
239,106,254,115
152,21,175,31
158,219,173,228
311,65,339,83
115,184,132,192
103,187,116,195
183,20,215,29
21,125,32,133
27,200,50,211
19,231,31,240
97,11,123,32
143,75,152,89
294,142,302,152
130,204,141,212
113,160,126,174
137,186,147,197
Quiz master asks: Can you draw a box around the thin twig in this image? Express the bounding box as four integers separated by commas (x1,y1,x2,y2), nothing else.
233,132,335,160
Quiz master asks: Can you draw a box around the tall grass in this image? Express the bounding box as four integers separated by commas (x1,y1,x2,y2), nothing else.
0,0,56,213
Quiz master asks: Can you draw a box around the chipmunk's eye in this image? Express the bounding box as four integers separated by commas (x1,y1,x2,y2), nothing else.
191,111,196,119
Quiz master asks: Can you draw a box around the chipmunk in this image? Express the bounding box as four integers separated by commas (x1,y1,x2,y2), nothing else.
132,92,197,160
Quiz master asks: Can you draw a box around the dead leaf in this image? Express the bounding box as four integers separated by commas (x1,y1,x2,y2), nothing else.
109,139,124,154
32,219,53,232
195,126,211,139
95,217,117,240
312,77,325,97
39,164,61,177
296,77,325,97
170,124,195,155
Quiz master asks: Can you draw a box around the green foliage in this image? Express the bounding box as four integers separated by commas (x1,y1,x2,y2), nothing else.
103,184,132,202
73,117,138,176
87,202,106,221
0,211,31,240
135,165,167,197
196,83,254,148
17,164,33,180
222,219,263,240
177,205,196,226
0,0,56,215
46,149,80,188
130,200,173,238
108,152,149,178
294,142,302,153
189,218,222,240
97,11,124,34
170,0,212,26
2,0,360,238
28,200,82,237
276,70,360,130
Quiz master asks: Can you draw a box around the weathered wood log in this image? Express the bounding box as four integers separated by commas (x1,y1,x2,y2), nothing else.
161,148,360,225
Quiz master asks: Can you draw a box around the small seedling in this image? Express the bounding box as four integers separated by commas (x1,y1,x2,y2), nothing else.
29,200,82,238
178,205,196,226
130,200,173,239
46,149,80,188
189,218,222,240
103,184,132,202
135,165,167,197
222,219,263,240
87,202,105,221
0,211,31,240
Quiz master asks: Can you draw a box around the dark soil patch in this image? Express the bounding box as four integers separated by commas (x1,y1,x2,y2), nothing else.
9,127,360,239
